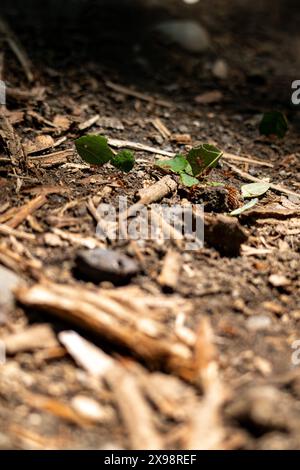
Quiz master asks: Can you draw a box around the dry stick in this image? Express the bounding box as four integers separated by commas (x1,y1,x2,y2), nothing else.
0,223,35,241
108,137,174,158
184,318,227,450
0,17,34,82
107,367,164,450
151,118,171,140
107,138,274,167
227,162,299,197
7,194,48,229
105,80,172,108
28,149,73,167
223,152,273,168
3,324,58,355
16,282,198,381
137,175,177,205
78,114,100,131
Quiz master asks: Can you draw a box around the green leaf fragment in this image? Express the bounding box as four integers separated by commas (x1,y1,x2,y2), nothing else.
179,172,200,187
75,135,114,165
230,198,258,216
187,144,223,177
111,150,135,172
241,182,270,198
259,111,288,138
156,154,188,173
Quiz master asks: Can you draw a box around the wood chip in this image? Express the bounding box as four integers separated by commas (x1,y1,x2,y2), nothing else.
195,90,223,104
151,118,171,139
158,250,182,291
4,324,58,354
59,330,115,378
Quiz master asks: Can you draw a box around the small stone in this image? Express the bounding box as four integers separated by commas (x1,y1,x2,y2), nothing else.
71,395,113,423
268,274,291,287
262,301,284,316
44,233,64,247
0,265,22,313
226,386,290,432
154,20,210,53
246,315,271,331
75,248,139,285
212,59,229,80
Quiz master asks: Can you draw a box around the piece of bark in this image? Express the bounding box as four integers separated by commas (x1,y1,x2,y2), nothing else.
16,282,200,381
107,367,164,450
4,324,58,354
158,250,182,291
0,106,27,168
204,214,248,256
240,207,300,220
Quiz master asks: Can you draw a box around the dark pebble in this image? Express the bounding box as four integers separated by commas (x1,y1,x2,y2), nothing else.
75,248,140,285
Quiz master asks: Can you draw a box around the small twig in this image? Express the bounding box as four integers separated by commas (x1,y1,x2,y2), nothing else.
0,17,34,82
108,137,174,158
151,118,171,140
78,114,100,131
28,149,73,167
107,138,276,167
107,367,164,450
227,162,299,197
7,194,48,229
0,223,35,240
106,81,172,108
137,175,177,205
223,152,273,168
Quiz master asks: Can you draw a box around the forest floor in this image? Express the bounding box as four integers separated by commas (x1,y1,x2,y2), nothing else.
0,0,299,450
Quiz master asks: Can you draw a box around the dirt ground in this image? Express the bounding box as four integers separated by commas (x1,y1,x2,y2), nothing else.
0,0,299,450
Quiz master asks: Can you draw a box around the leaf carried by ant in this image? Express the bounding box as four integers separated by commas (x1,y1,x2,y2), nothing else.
187,144,223,177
